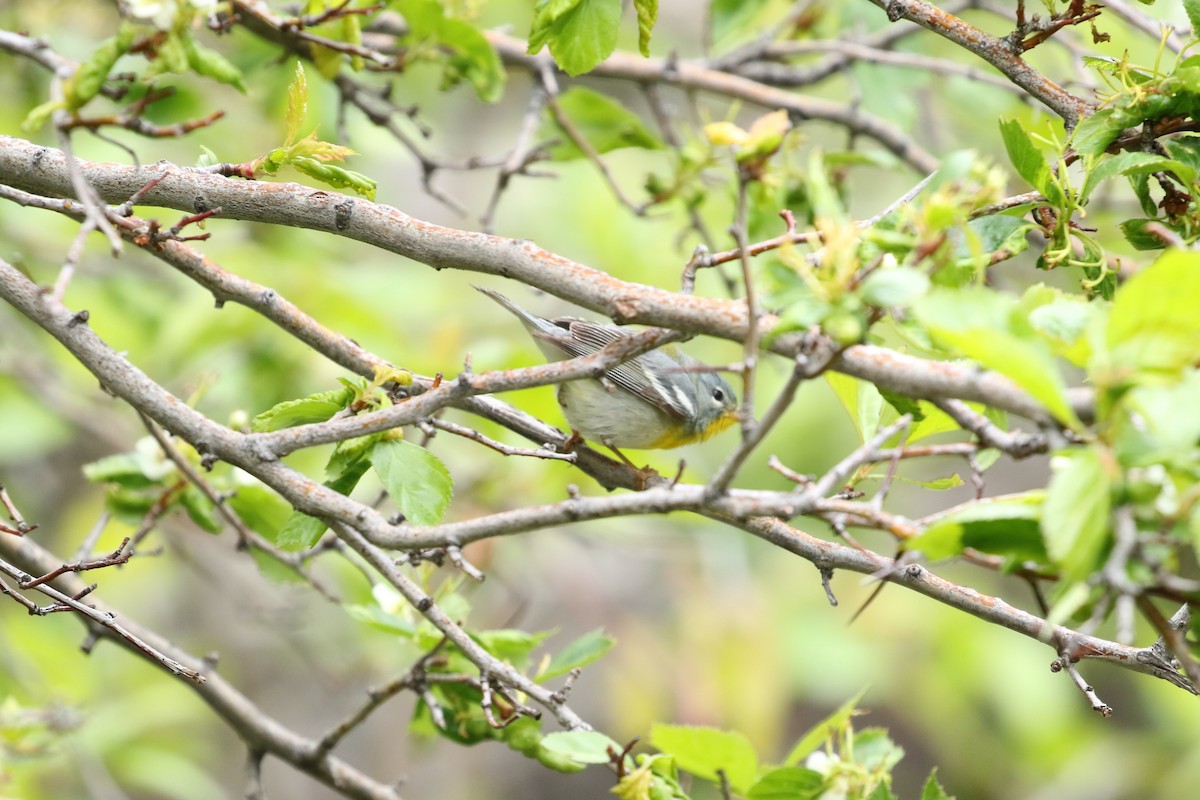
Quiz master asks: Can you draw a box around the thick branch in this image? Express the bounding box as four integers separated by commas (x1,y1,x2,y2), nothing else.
865,0,1093,127
0,136,1091,423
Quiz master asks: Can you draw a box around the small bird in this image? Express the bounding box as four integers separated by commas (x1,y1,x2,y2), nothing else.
476,286,739,456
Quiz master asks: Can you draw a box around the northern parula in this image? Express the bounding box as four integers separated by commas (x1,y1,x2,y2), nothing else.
477,286,739,451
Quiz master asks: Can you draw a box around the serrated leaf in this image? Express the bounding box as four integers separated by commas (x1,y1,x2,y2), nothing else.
528,0,579,51
251,387,354,432
292,133,357,162
541,628,615,680
530,0,622,76
650,725,758,795
286,61,308,145
1042,448,1112,583
539,730,623,765
921,768,955,800
611,762,655,800
963,216,1032,260
276,512,328,551
853,727,904,771
783,687,868,766
1080,152,1195,204
370,439,453,526
1119,218,1167,251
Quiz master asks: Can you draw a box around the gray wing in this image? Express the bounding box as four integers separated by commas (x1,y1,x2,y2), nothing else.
566,320,695,421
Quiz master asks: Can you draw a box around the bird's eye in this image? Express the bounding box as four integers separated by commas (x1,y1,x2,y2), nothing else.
712,387,725,403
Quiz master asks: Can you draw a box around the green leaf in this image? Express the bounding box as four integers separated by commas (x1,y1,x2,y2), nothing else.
180,485,222,533
747,767,824,800
1186,0,1200,36
877,389,924,424
181,32,246,91
292,157,378,200
913,287,1081,428
227,484,293,541
911,492,1046,563
853,727,904,771
1107,249,1200,373
398,0,506,101
476,628,553,666
327,434,383,482
1021,285,1098,367
859,267,931,308
528,0,622,76
1123,371,1200,462
545,86,664,160
21,99,64,133
541,628,615,680
999,118,1049,193
710,0,773,48
1080,152,1195,204
1071,108,1125,158
251,387,354,432
1119,218,1168,251
1042,448,1112,583
921,768,955,800
650,725,758,795
826,372,883,443
83,453,161,488
438,18,506,102
346,604,415,636
285,61,308,145
902,474,963,490
634,0,657,56
964,215,1032,259
65,24,136,110
869,784,900,800
370,439,453,526
783,687,869,766
275,512,328,551
276,456,372,550
539,730,623,765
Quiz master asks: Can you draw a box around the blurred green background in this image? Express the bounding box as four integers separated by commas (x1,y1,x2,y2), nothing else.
2,1,1198,798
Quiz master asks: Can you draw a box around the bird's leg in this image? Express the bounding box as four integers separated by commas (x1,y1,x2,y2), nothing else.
560,430,586,453
606,444,661,491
